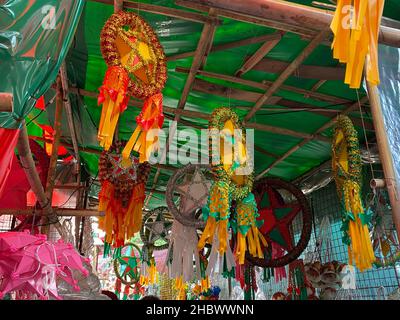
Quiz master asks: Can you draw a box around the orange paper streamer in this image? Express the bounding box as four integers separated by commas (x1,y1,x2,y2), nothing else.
122,93,164,163
98,182,145,247
97,66,129,150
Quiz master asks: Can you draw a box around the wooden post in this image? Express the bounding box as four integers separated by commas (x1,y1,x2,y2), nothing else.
366,82,400,241
0,93,13,112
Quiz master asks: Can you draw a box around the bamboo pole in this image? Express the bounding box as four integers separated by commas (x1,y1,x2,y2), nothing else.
366,82,400,241
176,0,400,48
42,76,64,235
0,209,104,217
16,122,67,238
0,93,13,112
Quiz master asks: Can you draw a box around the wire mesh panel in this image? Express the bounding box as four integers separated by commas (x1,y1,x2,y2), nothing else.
310,182,400,299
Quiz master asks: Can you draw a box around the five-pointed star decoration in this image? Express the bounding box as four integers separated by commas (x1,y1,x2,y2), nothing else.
108,153,138,181
175,167,211,217
117,255,140,281
145,211,173,244
257,186,302,252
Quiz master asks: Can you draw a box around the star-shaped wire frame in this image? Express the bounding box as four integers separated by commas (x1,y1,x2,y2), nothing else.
108,153,138,181
175,167,211,217
258,186,302,252
145,211,173,244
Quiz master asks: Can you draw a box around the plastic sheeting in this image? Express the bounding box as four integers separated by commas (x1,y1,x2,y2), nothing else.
372,45,400,189
0,0,84,129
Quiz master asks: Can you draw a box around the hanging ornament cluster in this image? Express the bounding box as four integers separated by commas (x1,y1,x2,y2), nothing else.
0,231,89,300
165,164,211,287
198,107,266,272
332,115,375,271
98,141,151,251
330,0,384,88
99,11,167,161
139,207,172,287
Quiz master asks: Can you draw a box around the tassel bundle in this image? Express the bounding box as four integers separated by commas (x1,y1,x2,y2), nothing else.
342,180,375,271
139,259,158,286
235,193,267,264
330,0,385,88
98,182,145,247
97,66,129,150
122,93,164,163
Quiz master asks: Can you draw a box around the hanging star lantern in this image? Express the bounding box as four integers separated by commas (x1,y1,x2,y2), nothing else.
145,212,173,244
258,186,301,251
176,167,211,216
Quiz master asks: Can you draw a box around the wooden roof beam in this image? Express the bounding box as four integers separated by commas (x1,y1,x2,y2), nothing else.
235,35,282,77
167,32,282,62
91,0,220,24
175,67,350,105
244,29,330,122
252,57,345,80
176,0,400,48
255,96,369,180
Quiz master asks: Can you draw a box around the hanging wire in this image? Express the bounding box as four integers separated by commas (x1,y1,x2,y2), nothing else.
356,89,375,181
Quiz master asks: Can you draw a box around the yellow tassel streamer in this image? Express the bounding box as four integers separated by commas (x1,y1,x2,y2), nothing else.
343,180,375,271
330,0,385,88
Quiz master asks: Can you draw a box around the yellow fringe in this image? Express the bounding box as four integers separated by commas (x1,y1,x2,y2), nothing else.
344,181,375,271
330,0,384,88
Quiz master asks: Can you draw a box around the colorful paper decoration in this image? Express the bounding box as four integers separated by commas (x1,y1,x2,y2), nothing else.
0,231,89,300
165,164,211,286
247,178,312,268
98,141,150,250
330,0,385,88
99,11,167,161
198,107,266,270
139,207,172,286
332,115,375,271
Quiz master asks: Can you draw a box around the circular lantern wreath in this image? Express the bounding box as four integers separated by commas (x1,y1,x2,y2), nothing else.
98,141,151,252
165,164,213,286
332,115,374,271
197,107,266,272
139,206,173,286
246,178,312,268
98,11,167,162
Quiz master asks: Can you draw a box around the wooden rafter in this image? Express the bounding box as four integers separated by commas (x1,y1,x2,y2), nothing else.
244,29,330,122
252,57,345,80
175,0,400,48
255,96,369,180
235,35,282,77
167,33,282,62
175,67,351,105
69,86,332,141
175,0,318,40
91,0,220,24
